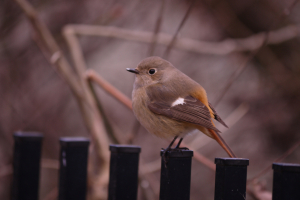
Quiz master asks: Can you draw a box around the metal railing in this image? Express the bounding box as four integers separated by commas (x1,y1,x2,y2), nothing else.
11,132,300,200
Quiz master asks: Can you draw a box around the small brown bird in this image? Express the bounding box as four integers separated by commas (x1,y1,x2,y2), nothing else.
126,56,236,158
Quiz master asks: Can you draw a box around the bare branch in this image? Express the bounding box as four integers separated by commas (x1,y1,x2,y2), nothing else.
63,26,112,198
14,0,83,99
87,79,120,144
192,147,216,171
207,0,299,113
85,69,132,110
13,1,95,156
66,24,300,55
249,140,300,182
213,50,260,107
14,1,112,198
63,27,110,157
247,180,272,200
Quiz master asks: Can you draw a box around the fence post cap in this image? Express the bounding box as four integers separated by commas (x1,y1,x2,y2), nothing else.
273,163,300,172
215,157,249,166
160,149,193,158
14,132,43,141
60,137,90,147
109,144,141,153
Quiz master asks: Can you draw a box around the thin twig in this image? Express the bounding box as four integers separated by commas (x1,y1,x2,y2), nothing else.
65,24,300,55
88,79,120,144
248,140,300,182
13,0,94,141
85,69,132,110
213,49,261,107
247,180,272,200
13,0,83,99
85,69,137,144
13,1,113,198
63,27,111,159
192,149,216,171
63,26,111,198
177,139,216,170
211,0,299,108
163,0,196,58
13,4,113,198
244,0,300,182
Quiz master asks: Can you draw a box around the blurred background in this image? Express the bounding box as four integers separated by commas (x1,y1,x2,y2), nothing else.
1,0,300,199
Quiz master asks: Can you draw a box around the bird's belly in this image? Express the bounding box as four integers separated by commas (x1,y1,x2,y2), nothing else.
142,115,195,138
134,104,194,138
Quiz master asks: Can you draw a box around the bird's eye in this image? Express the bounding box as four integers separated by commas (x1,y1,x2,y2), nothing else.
149,69,156,75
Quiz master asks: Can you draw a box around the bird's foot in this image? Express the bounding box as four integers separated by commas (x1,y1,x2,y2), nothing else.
161,147,171,168
174,147,189,151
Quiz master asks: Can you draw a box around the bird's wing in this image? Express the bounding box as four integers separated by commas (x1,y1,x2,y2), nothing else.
208,102,228,128
147,92,220,132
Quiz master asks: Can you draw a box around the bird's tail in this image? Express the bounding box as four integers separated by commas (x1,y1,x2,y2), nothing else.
208,129,236,158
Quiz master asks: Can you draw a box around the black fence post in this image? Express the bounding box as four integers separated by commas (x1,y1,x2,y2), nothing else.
108,145,141,200
12,132,43,200
159,150,193,200
272,163,300,200
58,137,90,200
214,158,249,200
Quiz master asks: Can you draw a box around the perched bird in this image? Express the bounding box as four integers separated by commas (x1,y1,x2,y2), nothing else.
126,56,236,159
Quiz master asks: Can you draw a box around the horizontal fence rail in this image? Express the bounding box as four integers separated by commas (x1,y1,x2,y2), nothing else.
10,132,300,200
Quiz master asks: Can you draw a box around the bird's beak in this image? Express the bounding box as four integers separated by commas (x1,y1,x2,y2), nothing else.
126,68,139,74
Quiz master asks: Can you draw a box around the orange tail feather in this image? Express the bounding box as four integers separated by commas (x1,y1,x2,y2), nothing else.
208,129,236,158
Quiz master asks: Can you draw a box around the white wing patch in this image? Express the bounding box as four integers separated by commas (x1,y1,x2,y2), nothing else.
172,97,185,107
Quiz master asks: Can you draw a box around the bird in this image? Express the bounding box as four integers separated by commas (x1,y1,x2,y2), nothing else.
126,56,236,161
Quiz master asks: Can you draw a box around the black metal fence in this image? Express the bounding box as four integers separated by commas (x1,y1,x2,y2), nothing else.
11,132,300,200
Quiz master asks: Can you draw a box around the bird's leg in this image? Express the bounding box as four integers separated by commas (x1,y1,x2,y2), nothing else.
174,137,183,149
162,136,178,151
162,136,178,167
174,137,189,155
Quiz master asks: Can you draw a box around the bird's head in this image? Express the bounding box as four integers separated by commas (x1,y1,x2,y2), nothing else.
126,56,174,88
